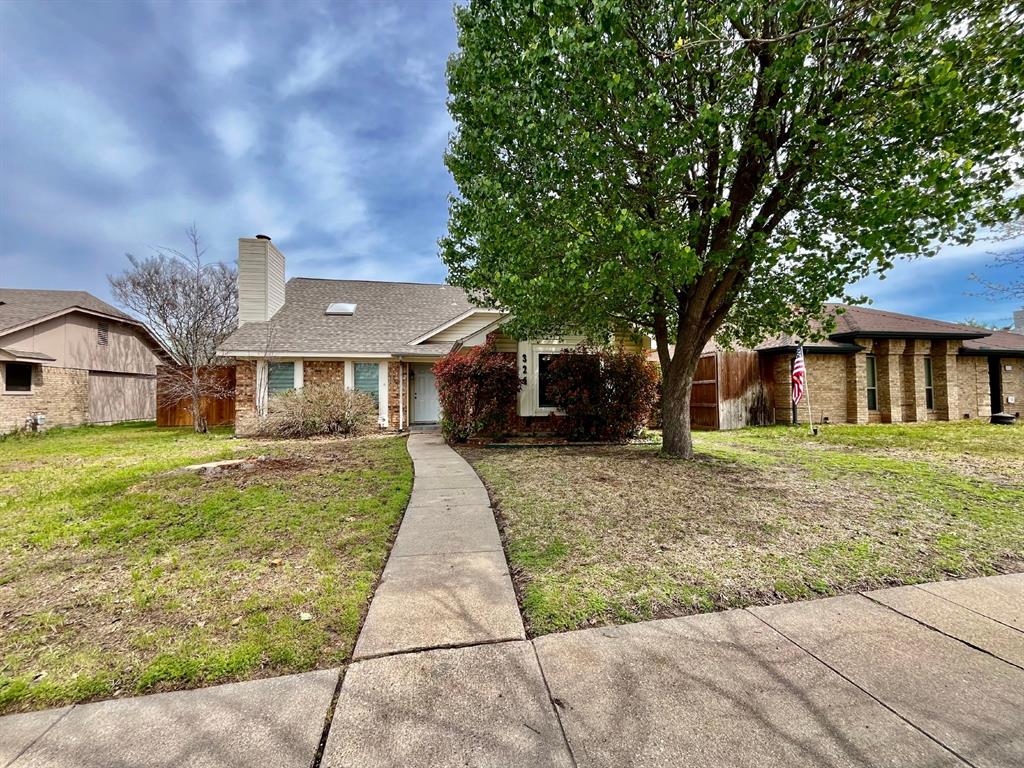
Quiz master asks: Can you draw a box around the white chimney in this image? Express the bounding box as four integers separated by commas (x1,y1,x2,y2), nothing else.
238,235,285,324
1013,309,1024,335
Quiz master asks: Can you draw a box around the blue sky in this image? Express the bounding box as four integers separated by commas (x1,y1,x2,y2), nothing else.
1,0,1020,328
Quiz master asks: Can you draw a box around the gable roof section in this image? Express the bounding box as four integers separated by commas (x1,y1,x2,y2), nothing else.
0,287,173,361
218,278,479,357
960,329,1024,357
0,288,132,336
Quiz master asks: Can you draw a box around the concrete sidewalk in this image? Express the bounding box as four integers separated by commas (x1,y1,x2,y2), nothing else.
4,577,1022,768
3,431,1021,768
350,431,524,659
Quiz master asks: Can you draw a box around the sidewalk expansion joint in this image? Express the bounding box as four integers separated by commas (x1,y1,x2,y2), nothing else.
309,667,346,768
912,584,1024,635
3,703,75,768
388,547,504,559
862,593,1024,672
744,607,978,768
530,641,580,768
352,635,526,664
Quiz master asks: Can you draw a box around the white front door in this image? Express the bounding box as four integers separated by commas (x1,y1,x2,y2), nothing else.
412,365,440,423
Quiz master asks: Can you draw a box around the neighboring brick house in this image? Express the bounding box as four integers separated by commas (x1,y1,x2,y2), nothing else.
754,305,1024,426
217,236,644,435
0,289,171,433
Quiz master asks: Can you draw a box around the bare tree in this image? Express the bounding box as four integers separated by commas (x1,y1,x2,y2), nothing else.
109,225,238,433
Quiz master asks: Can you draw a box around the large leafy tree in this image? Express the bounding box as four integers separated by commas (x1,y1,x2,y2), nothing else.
442,0,1023,457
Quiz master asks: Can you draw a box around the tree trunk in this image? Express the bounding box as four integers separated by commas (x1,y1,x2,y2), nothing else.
661,366,695,458
660,343,704,459
191,394,207,434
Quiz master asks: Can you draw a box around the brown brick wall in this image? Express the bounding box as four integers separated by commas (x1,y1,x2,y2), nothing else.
1,364,89,433
387,361,407,429
770,353,849,425
235,360,258,435
998,357,1023,416
303,361,345,389
957,355,990,420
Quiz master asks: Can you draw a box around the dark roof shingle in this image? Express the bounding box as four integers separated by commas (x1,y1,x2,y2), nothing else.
961,329,1024,355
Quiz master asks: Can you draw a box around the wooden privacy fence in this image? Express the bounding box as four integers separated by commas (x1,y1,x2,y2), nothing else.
690,353,720,430
689,349,775,431
156,365,236,427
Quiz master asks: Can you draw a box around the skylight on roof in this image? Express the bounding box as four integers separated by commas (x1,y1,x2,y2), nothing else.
326,302,356,316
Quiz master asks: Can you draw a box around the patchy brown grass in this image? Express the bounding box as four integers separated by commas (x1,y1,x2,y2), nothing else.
0,424,412,713
459,422,1024,635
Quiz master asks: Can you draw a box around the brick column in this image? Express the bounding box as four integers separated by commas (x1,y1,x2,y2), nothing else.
900,340,929,422
876,339,905,423
931,340,959,421
845,349,869,424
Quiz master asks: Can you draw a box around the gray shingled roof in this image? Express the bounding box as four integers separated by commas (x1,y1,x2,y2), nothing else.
218,278,480,357
0,288,132,335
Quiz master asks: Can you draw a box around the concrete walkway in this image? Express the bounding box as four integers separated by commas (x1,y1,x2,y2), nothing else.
351,431,525,659
2,434,1022,768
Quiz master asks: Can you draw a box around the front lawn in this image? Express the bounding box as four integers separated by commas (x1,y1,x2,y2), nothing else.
459,422,1024,635
0,423,412,713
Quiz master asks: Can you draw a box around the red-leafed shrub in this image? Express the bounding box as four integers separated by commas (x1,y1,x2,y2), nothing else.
434,337,520,442
546,345,660,441
545,346,604,441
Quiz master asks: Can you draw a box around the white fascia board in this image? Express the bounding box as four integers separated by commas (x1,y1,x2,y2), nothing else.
219,351,393,359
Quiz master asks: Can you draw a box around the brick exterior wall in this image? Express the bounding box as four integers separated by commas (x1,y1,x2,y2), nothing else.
1,364,89,433
957,355,991,420
303,360,346,389
999,357,1023,416
771,353,850,425
387,361,406,429
766,339,1011,426
234,360,258,435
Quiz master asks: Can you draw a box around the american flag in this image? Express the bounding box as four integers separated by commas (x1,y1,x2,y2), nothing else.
792,346,807,405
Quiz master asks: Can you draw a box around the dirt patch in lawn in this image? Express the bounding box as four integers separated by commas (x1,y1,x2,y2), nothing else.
458,423,1024,635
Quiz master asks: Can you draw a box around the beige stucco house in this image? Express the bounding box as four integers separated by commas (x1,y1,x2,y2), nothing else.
0,289,170,433
217,236,644,434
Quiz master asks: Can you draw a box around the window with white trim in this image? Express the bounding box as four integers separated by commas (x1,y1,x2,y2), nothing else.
537,353,561,409
268,362,296,395
353,362,380,407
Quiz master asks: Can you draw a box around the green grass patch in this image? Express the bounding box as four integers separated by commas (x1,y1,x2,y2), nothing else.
0,423,412,713
459,422,1024,635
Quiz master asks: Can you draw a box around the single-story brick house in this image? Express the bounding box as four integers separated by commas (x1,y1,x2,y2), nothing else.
217,236,644,434
0,288,171,433
694,305,1024,429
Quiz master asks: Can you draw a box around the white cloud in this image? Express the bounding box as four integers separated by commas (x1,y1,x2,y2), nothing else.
210,108,258,159
285,113,369,233
278,35,357,97
8,81,153,181
199,39,251,80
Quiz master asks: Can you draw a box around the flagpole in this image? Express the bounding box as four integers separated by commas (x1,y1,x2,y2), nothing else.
804,367,815,435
